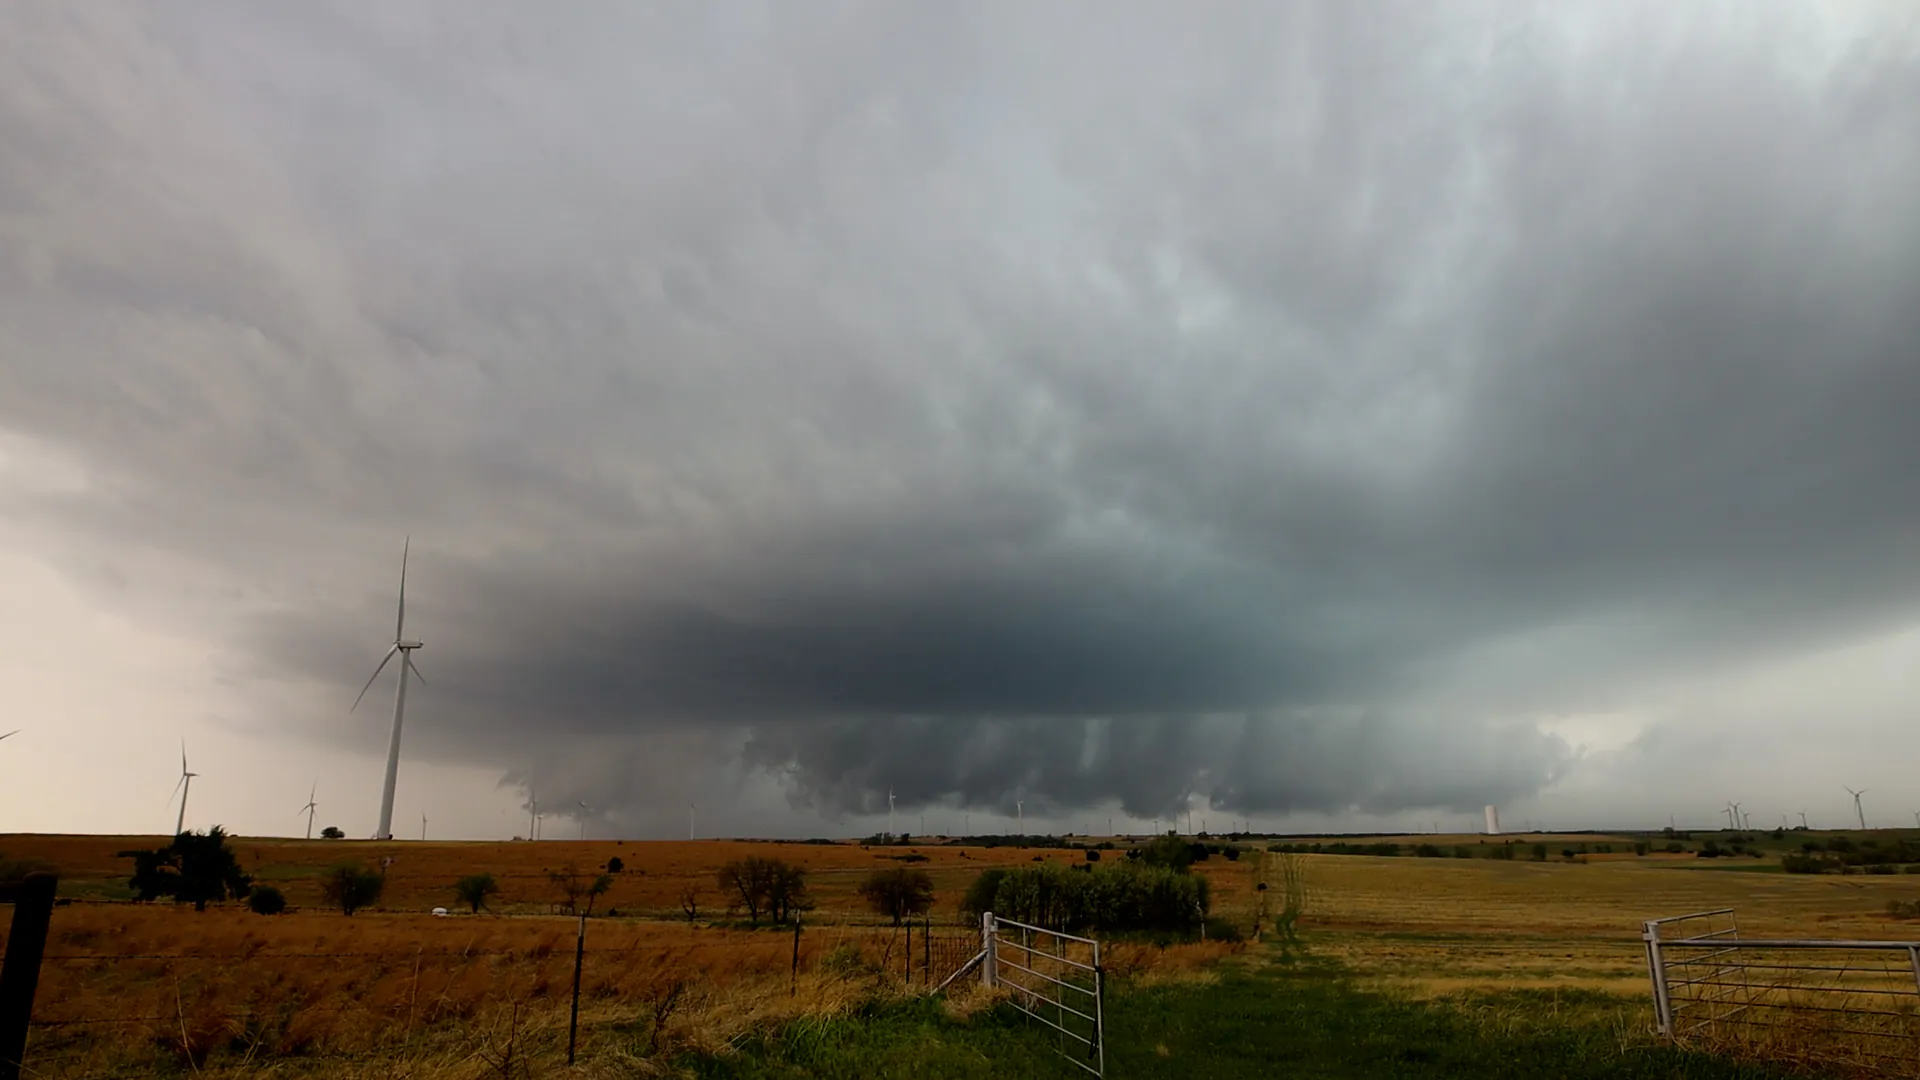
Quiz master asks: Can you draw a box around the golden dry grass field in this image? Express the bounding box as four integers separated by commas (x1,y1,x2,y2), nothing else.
8,832,1920,1077
0,834,1237,1077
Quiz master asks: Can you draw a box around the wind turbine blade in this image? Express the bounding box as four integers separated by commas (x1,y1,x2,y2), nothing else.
405,654,427,685
167,774,186,808
0,730,18,742
396,536,410,640
181,739,189,776
350,647,399,712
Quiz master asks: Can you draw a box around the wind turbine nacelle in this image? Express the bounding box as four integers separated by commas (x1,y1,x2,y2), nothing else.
398,640,424,650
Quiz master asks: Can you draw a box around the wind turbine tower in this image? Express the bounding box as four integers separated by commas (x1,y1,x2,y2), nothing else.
351,539,427,841
1484,805,1500,835
528,787,538,841
299,782,319,840
689,801,696,841
1846,786,1869,830
421,813,428,841
1798,809,1809,829
888,788,896,841
578,800,589,841
168,741,199,836
1017,799,1024,836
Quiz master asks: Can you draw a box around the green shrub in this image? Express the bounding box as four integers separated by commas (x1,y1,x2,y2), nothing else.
961,869,1008,920
321,862,386,915
247,885,287,915
819,943,872,977
970,862,1210,935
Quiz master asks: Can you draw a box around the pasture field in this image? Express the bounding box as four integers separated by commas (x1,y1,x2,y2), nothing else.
5,831,1913,1076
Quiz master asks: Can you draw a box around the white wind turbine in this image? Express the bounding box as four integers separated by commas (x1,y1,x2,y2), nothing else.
577,800,589,841
1016,799,1024,836
527,785,538,840
299,782,319,840
351,539,426,841
1798,809,1809,829
421,812,428,841
167,740,198,836
1846,786,1869,830
888,788,896,840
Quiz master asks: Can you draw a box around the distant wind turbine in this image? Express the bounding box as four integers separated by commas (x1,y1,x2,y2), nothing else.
421,812,428,842
577,800,589,841
351,538,426,841
1846,786,1869,830
689,801,696,841
1723,803,1738,829
299,782,319,840
1017,799,1024,836
1798,809,1809,829
167,740,198,836
888,788,896,840
528,786,538,841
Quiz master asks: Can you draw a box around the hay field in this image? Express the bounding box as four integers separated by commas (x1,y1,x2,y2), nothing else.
1279,850,1920,1002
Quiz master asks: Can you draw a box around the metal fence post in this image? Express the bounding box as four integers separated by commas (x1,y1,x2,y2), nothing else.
905,918,912,988
1642,920,1672,1037
0,872,58,1080
1092,939,1106,1078
1908,946,1920,998
567,913,585,1066
981,912,997,989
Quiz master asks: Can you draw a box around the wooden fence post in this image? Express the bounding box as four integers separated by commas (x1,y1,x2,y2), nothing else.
0,872,58,1080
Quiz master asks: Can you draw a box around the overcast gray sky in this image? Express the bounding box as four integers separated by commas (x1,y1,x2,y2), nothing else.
4,1,1919,841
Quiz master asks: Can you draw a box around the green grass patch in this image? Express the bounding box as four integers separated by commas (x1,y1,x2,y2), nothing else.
685,943,1802,1079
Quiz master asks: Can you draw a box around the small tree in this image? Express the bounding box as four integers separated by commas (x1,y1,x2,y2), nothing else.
248,885,287,915
120,826,253,911
606,856,625,874
679,882,701,922
320,826,345,840
717,858,770,924
767,860,809,924
716,857,807,925
858,868,934,926
549,863,615,916
455,873,500,914
321,861,386,915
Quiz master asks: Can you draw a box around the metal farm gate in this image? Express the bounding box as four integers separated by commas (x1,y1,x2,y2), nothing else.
981,913,1106,1077
1644,908,1920,1074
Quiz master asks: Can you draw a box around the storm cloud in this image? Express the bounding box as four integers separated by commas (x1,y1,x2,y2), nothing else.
3,1,1918,835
